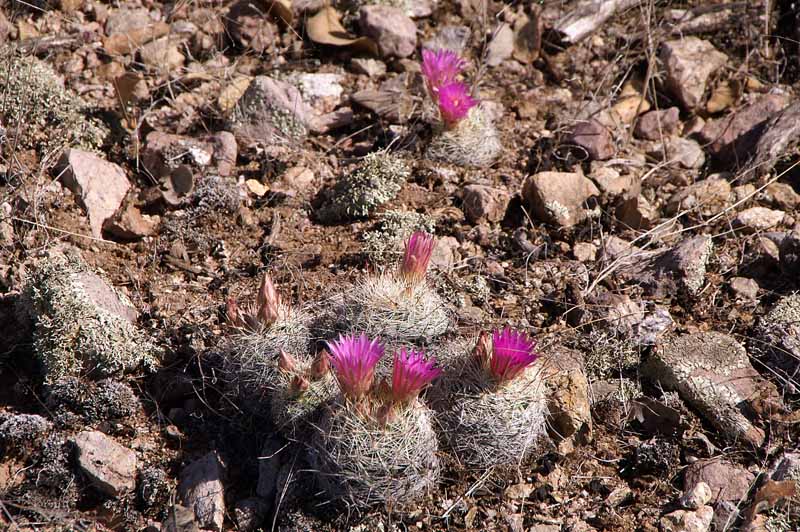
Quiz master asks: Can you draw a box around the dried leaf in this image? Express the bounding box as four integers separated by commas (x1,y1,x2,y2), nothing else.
218,76,253,113
114,73,146,112
265,0,293,25
306,7,378,56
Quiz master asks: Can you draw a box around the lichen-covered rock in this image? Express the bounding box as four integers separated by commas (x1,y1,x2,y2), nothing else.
18,252,160,383
0,413,52,456
643,332,779,446
752,294,800,388
0,49,107,155
317,152,410,222
230,75,312,145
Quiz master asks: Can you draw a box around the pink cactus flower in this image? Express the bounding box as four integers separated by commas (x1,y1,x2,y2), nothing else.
421,48,467,98
327,333,385,400
399,231,435,285
437,82,478,126
391,348,442,404
488,327,539,383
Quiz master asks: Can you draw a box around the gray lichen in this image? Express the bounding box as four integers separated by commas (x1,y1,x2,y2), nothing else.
0,49,107,156
361,210,436,267
0,413,52,454
19,253,160,383
753,293,800,388
317,152,410,222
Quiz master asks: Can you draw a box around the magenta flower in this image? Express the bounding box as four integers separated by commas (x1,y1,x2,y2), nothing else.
326,334,385,400
399,231,435,285
437,82,478,126
489,328,539,383
391,349,442,404
421,48,467,98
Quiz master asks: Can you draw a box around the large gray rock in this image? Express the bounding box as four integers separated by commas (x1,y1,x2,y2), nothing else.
57,149,131,238
661,37,727,111
644,332,779,447
359,6,417,58
178,452,226,531
72,431,137,497
522,171,600,227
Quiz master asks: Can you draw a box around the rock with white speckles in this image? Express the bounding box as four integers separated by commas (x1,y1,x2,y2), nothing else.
753,294,800,389
643,332,780,447
522,172,599,227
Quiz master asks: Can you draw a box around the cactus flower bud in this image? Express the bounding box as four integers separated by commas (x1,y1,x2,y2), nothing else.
308,350,330,380
256,273,281,326
278,350,297,373
291,374,310,393
226,298,243,327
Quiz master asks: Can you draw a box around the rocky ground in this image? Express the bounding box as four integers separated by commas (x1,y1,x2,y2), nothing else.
1,0,800,531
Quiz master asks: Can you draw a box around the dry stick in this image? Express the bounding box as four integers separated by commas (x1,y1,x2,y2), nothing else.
440,467,494,519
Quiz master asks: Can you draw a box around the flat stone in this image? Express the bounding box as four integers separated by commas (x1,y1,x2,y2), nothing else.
699,94,790,162
765,182,800,210
462,184,509,223
231,76,312,144
648,136,705,169
729,277,758,300
568,119,614,160
747,102,800,181
661,37,728,111
734,207,785,233
684,459,755,502
540,346,592,445
644,332,779,446
660,506,713,532
359,5,417,58
178,452,226,531
139,36,185,71
666,177,731,216
350,57,387,77
634,107,680,140
485,23,514,66
590,164,639,199
57,149,131,238
522,171,600,227
72,430,137,497
104,201,160,239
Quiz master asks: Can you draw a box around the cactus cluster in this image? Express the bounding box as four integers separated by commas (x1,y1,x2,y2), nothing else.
222,231,551,509
420,48,502,168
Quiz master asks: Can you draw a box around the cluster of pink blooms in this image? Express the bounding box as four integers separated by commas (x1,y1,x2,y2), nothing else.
421,48,478,127
326,333,441,406
324,327,540,413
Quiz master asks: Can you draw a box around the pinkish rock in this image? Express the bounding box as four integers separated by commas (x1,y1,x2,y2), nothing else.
231,75,312,144
203,131,238,177
522,172,600,227
72,431,137,497
568,119,614,160
634,107,680,140
661,37,728,111
57,149,131,238
359,6,417,58
104,200,160,239
684,459,756,503
462,184,510,223
699,94,790,161
733,207,785,233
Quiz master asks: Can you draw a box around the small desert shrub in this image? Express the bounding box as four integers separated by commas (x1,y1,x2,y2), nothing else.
317,151,410,222
19,253,160,383
420,49,502,168
0,48,107,157
341,232,450,344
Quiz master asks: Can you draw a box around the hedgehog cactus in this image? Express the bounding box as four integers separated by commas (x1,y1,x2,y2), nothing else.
430,328,549,469
222,273,335,434
421,48,502,168
310,334,441,508
342,231,450,344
